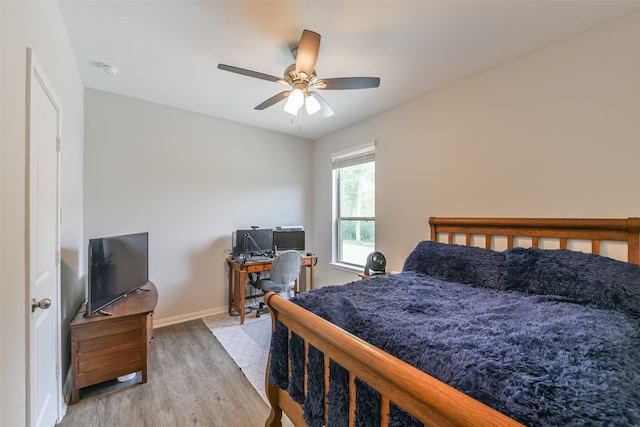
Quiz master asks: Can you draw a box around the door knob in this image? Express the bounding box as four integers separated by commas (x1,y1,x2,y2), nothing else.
31,298,51,313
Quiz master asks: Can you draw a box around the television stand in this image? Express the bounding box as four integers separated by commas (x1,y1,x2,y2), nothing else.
70,281,158,404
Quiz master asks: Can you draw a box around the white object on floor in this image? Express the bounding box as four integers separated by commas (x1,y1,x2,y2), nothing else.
117,372,136,382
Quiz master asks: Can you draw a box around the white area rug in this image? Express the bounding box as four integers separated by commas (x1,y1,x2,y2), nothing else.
202,312,272,402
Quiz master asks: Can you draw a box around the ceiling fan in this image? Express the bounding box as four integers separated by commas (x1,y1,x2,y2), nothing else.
218,30,380,118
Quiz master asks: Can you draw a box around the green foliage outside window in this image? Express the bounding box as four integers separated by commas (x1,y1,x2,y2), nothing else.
339,162,375,218
340,220,375,243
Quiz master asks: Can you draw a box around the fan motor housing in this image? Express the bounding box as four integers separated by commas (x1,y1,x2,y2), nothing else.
284,63,316,86
364,251,386,276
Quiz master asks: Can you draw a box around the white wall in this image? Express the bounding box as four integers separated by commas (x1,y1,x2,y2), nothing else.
84,90,313,324
1,2,85,426
312,11,640,287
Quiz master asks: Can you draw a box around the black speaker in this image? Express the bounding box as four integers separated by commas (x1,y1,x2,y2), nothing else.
364,251,386,276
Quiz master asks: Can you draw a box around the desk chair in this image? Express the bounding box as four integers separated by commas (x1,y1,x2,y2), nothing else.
256,250,302,317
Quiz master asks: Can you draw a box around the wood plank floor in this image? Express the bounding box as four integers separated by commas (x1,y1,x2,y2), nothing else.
58,320,270,427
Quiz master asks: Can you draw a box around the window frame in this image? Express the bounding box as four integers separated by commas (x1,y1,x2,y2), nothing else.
332,143,376,268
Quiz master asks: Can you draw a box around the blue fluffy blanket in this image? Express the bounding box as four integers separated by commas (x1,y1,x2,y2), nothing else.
269,244,640,426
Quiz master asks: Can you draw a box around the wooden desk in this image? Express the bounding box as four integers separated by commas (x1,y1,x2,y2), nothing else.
227,256,316,324
70,282,157,403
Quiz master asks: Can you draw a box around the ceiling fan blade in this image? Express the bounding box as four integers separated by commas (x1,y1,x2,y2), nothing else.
295,30,320,77
254,91,291,110
318,77,381,90
309,91,334,117
218,64,282,83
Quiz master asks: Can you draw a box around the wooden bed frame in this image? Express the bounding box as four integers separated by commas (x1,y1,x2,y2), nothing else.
264,217,640,427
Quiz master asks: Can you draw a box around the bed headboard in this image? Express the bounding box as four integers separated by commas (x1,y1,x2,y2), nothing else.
429,217,640,265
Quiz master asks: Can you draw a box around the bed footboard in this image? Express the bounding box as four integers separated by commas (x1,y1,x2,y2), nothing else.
264,292,524,427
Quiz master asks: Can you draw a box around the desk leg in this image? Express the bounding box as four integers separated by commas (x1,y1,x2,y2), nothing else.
240,271,247,325
297,260,315,293
232,270,245,320
232,270,239,313
228,262,233,314
299,271,306,294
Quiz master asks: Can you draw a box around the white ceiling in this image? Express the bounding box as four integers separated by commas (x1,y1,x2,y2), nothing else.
58,1,640,140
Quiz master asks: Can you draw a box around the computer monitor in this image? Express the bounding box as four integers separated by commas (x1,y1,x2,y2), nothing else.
233,228,273,257
273,230,305,253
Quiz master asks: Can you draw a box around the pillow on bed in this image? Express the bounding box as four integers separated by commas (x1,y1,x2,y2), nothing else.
503,247,640,316
402,240,506,289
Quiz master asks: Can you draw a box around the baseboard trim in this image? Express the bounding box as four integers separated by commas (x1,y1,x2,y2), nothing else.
153,306,227,329
57,366,72,422
62,366,72,401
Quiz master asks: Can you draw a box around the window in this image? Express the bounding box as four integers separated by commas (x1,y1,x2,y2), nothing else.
332,145,375,267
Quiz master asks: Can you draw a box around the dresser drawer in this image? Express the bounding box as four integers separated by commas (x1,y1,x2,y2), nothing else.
77,356,143,388
75,316,141,341
78,328,140,353
78,337,142,371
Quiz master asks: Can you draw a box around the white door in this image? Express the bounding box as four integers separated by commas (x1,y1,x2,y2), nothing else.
27,49,61,427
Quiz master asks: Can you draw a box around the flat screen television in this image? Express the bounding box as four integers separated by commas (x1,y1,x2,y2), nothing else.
86,232,149,316
273,230,305,252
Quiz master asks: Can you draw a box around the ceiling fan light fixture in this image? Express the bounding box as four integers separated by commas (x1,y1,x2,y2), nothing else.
305,93,321,115
283,99,298,116
284,88,304,115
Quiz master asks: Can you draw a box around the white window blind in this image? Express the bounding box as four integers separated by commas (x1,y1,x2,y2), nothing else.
332,145,375,169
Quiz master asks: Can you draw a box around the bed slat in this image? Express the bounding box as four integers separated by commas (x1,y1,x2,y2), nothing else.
349,374,356,427
324,357,330,427
381,396,390,427
304,341,309,401
559,238,567,249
